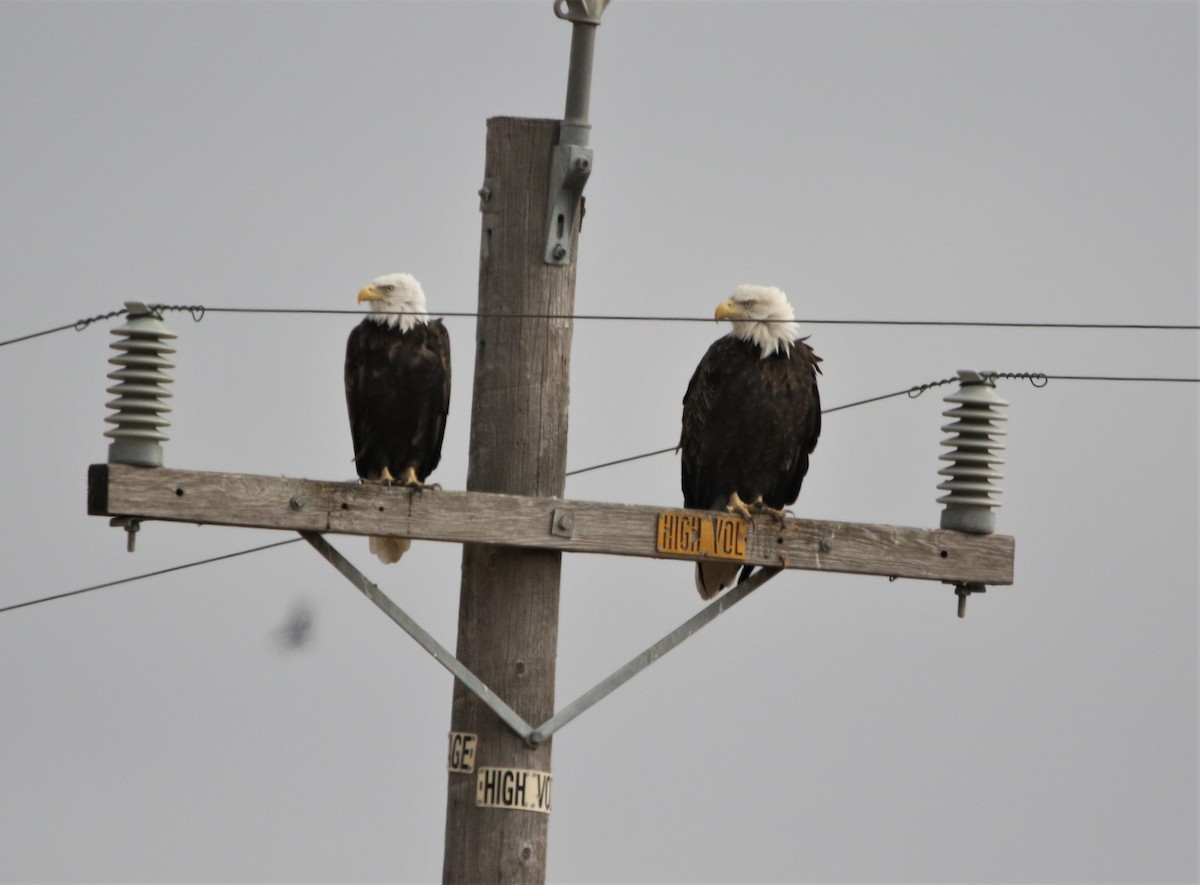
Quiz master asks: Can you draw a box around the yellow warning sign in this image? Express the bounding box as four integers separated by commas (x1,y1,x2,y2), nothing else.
656,511,747,561
475,767,552,814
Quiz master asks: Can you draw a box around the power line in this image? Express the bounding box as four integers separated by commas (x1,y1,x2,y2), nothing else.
564,377,957,477
0,321,89,349
156,305,1200,330
564,371,1199,477
565,446,677,477
4,370,1197,615
1044,374,1200,383
3,304,1199,349
0,538,302,616
4,375,944,611
0,373,952,612
0,307,132,348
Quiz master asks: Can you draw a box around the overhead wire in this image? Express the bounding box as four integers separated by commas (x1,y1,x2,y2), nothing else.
564,371,1199,476
7,367,1188,618
4,366,1197,614
0,321,92,349
0,538,302,615
2,303,1199,349
157,306,1200,330
0,371,982,612
2,312,1197,613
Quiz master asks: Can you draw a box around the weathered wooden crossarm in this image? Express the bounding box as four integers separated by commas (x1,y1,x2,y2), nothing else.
88,464,1014,585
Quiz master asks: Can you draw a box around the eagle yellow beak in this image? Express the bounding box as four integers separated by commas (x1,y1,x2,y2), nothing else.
714,299,742,322
357,284,383,304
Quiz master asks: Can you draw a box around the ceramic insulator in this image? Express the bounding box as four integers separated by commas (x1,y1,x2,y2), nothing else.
937,370,1008,534
104,302,177,467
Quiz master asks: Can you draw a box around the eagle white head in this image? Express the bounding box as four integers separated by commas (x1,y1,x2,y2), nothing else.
715,284,801,357
357,272,429,333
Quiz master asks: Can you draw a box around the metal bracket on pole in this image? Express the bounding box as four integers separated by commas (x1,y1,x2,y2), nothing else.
301,530,777,747
543,137,592,264
543,0,609,265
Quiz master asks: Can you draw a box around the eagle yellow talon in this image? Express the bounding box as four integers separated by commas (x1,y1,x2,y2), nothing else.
749,496,789,527
391,465,440,491
361,466,397,486
725,491,753,520
362,465,437,490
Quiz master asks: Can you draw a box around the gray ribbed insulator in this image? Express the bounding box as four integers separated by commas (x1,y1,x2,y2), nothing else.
937,370,1008,534
104,302,177,467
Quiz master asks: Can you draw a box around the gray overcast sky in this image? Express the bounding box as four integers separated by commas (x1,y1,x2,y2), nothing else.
1,1,1196,882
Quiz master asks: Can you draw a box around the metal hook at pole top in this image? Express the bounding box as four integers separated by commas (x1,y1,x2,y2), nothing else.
554,0,611,125
543,0,610,265
553,0,610,26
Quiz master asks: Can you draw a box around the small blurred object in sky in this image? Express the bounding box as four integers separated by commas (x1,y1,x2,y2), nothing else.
274,599,315,651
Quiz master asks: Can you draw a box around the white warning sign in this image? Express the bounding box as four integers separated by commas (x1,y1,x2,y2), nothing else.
475,766,552,814
448,732,478,774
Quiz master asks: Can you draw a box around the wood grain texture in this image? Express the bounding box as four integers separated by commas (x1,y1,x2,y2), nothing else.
444,116,574,884
91,463,1015,585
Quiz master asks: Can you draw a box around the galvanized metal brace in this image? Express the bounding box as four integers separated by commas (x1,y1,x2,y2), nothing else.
543,0,610,265
301,531,778,747
300,532,534,740
530,566,781,744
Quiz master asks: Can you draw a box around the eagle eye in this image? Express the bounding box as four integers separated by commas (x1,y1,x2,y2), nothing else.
380,284,396,293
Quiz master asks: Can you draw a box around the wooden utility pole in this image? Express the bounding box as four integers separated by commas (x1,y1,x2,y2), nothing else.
442,116,578,883
81,3,1020,880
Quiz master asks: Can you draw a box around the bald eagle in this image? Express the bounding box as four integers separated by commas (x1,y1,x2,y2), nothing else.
680,285,822,599
345,272,451,564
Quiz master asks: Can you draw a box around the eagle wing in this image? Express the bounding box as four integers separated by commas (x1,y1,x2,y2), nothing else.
416,320,452,479
344,321,380,472
775,338,821,506
680,340,725,510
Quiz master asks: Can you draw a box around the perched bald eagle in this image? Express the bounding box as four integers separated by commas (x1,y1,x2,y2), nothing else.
345,273,451,563
680,285,822,599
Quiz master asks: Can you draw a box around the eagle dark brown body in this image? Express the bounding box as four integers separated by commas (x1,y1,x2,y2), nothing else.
344,318,451,485
681,335,821,511
680,334,821,597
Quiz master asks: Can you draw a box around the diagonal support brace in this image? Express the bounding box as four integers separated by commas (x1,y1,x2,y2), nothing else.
528,566,781,744
301,531,779,748
299,532,536,741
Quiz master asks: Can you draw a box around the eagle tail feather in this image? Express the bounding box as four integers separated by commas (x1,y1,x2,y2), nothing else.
369,535,411,564
695,561,742,600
